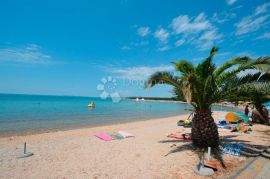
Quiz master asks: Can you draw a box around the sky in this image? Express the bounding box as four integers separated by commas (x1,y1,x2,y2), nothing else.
0,0,270,98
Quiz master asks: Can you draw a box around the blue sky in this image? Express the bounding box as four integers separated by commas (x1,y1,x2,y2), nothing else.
0,0,269,98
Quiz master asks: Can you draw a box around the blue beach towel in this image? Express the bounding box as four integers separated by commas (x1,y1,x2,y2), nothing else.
223,143,244,156
235,112,250,123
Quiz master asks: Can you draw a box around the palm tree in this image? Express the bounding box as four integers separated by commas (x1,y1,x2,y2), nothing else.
145,47,270,150
250,93,270,125
224,72,270,124
234,89,270,124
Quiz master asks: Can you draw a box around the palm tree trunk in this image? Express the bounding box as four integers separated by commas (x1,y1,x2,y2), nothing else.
191,110,219,149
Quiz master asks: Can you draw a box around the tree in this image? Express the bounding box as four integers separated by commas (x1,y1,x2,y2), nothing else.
145,47,270,150
234,89,270,124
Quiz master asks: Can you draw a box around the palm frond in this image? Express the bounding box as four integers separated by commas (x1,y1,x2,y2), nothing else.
145,47,270,112
171,60,195,75
214,56,251,77
145,72,181,88
217,57,270,85
196,47,218,79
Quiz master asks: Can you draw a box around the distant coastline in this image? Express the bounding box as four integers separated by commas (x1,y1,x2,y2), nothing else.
128,97,184,103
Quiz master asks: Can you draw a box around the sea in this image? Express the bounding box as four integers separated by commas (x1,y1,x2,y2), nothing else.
0,94,245,135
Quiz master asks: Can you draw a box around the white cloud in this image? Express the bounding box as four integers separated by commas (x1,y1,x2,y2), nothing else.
135,12,222,51
120,45,131,50
158,45,170,51
195,28,222,50
235,3,270,35
226,0,237,5
171,12,222,50
154,28,170,43
171,13,211,35
137,26,150,37
111,65,174,80
175,39,185,47
211,11,236,24
132,41,149,46
235,15,270,35
256,32,270,40
255,3,270,15
0,44,51,64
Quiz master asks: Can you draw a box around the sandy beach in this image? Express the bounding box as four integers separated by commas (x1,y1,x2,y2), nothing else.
0,111,270,179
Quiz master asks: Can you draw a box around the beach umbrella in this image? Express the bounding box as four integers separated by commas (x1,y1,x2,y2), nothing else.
225,112,239,123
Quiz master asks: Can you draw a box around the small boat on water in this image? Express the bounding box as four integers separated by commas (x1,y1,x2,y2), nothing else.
88,101,95,107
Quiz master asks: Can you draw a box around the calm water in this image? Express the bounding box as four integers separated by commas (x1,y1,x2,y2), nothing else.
0,94,240,135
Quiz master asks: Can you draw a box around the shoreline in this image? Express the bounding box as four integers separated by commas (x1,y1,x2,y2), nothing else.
0,105,240,138
0,95,243,138
0,104,241,138
0,113,186,138
1,111,270,178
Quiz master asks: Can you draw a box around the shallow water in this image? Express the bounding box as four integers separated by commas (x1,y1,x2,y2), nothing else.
0,94,240,135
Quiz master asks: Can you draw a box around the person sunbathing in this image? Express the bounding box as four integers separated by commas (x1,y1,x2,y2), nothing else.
167,133,192,140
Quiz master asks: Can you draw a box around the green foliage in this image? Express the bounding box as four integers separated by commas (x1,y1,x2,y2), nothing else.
145,47,270,111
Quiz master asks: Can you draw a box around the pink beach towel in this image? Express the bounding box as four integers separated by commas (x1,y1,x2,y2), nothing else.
95,133,113,141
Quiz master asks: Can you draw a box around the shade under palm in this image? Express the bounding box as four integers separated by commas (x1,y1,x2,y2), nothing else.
145,47,270,149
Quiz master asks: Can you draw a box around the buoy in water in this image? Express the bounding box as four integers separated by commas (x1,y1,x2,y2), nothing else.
88,101,95,107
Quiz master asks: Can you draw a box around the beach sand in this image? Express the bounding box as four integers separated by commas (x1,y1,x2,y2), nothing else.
0,111,270,179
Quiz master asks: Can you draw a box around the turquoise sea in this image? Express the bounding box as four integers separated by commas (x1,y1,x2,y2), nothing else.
0,94,241,135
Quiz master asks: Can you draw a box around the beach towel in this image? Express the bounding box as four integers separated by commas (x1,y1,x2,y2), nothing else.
223,143,244,156
218,119,227,125
217,124,232,129
108,132,124,140
183,125,191,128
118,131,135,138
235,112,250,123
95,133,113,141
